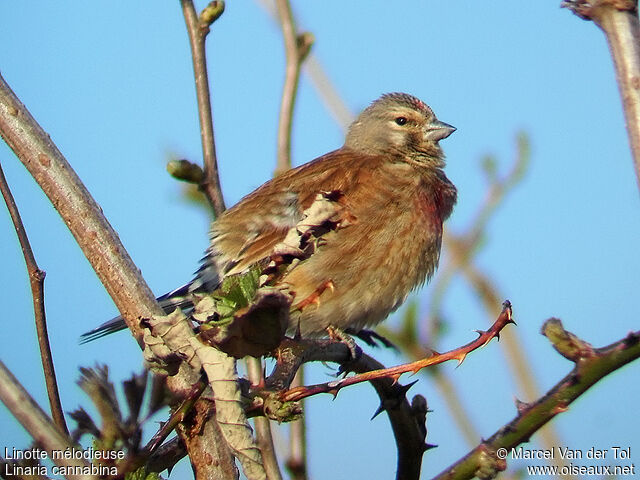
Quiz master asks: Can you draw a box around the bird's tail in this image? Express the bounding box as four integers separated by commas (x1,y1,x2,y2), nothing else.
79,283,195,344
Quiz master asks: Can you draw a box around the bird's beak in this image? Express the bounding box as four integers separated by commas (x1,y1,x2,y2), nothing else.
425,120,456,142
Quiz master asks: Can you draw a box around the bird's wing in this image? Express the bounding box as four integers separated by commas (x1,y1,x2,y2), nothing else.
190,148,379,291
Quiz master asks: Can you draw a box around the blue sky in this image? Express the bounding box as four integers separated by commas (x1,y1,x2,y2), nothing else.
1,2,639,479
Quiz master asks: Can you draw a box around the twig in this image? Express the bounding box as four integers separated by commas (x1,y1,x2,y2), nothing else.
0,162,67,435
274,0,313,176
0,361,93,478
563,0,640,190
285,369,307,480
280,302,515,403
143,382,206,455
303,56,355,130
176,3,243,477
255,0,354,131
181,0,226,216
379,304,482,448
432,321,640,480
247,357,283,480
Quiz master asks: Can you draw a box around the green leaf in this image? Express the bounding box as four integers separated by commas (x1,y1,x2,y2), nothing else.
125,467,162,480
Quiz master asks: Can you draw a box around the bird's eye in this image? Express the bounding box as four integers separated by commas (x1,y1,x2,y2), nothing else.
395,117,408,126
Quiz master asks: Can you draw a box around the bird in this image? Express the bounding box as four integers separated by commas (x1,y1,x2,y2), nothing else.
81,92,457,343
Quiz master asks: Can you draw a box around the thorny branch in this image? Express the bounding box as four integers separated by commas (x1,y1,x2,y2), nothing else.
249,337,430,480
413,134,572,476
279,302,515,404
244,300,509,480
433,321,640,480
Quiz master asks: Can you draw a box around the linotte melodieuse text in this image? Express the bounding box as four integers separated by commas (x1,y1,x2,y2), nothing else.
3,447,123,477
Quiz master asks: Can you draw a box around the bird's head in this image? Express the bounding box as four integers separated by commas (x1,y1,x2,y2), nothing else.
344,92,455,166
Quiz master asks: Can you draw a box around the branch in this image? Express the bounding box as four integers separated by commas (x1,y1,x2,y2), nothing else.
0,162,67,435
143,308,265,479
0,72,159,345
253,337,430,480
285,369,307,480
0,68,234,479
0,361,93,478
563,0,640,190
280,302,515,403
433,320,640,480
246,358,283,480
181,0,226,216
274,0,313,176
380,304,481,448
255,0,354,131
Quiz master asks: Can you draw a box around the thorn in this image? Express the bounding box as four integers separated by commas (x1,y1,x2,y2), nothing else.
424,443,438,451
455,353,467,367
397,380,419,396
329,388,339,399
482,334,496,347
474,329,486,338
371,404,385,420
623,331,640,346
502,424,517,434
390,373,402,384
514,397,529,414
